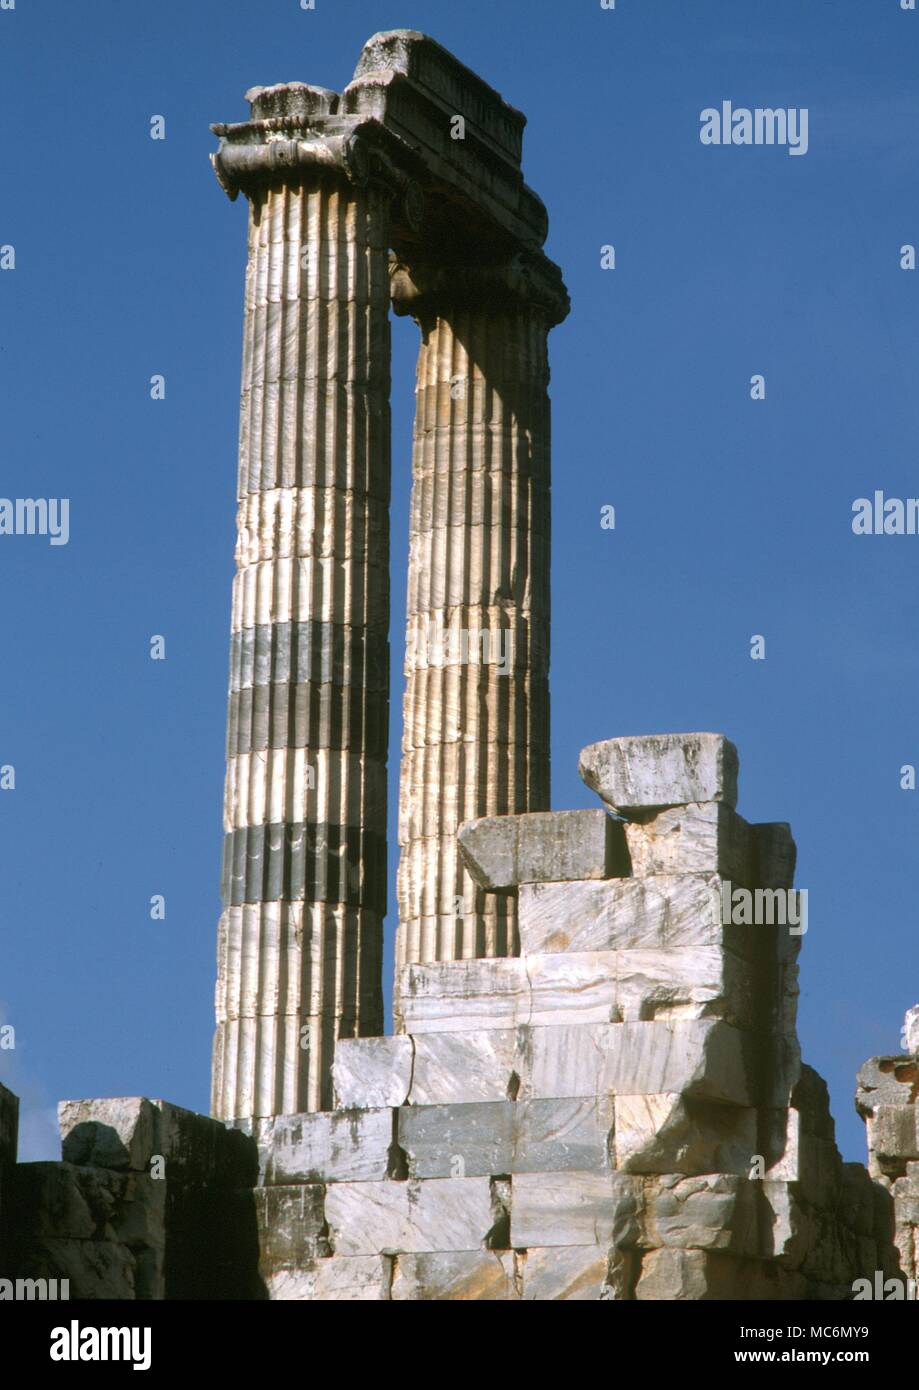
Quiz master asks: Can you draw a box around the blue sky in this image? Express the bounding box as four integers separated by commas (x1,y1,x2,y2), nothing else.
0,0,916,1163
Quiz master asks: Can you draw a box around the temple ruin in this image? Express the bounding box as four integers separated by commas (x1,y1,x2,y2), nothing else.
0,31,916,1302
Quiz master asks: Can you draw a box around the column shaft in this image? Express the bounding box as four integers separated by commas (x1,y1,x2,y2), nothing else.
396,303,552,983
212,175,391,1118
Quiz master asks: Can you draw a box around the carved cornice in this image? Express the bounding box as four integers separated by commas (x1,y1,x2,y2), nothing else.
210,43,569,305
389,252,570,329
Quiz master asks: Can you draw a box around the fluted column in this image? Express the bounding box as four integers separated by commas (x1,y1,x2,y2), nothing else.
210,86,392,1118
393,258,568,990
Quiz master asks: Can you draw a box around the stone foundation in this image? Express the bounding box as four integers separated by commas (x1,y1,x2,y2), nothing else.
0,733,911,1299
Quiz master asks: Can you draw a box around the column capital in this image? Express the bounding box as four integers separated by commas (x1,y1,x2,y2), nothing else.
210,83,424,232
389,250,570,328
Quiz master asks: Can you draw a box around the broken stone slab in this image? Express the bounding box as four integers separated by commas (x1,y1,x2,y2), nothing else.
905,1006,919,1056
457,809,627,891
391,1250,518,1300
644,1174,758,1255
332,1036,414,1109
613,1094,758,1176
579,733,739,814
398,1102,513,1179
511,1097,615,1174
256,1109,396,1185
520,1020,754,1106
510,1171,642,1249
614,947,754,1028
325,1176,502,1256
399,946,756,1033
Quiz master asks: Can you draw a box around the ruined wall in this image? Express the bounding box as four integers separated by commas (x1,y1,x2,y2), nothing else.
857,1006,919,1289
230,733,902,1300
0,735,909,1301
2,1097,260,1299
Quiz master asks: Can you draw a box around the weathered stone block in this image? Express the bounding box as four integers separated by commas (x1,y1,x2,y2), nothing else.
253,1185,329,1274
614,947,754,1027
59,1098,157,1172
263,1267,316,1301
391,1250,517,1300
400,947,755,1034
409,1031,518,1105
856,1055,919,1115
510,1171,641,1249
521,1020,753,1106
58,1096,256,1193
325,1177,501,1256
869,1106,919,1165
520,1245,620,1301
512,1097,614,1174
265,1255,392,1301
613,1094,758,1175
624,803,752,883
332,1036,414,1109
263,1257,394,1302
257,1109,395,1184
634,1248,809,1301
398,1102,513,1179
457,809,626,891
399,957,528,1032
645,1174,758,1254
579,733,739,814
518,874,735,955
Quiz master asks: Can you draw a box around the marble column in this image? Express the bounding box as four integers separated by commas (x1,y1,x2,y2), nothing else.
392,257,569,991
210,85,392,1118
